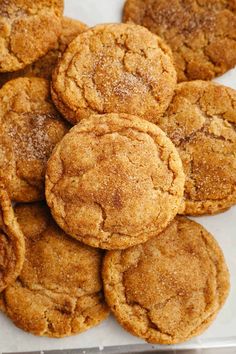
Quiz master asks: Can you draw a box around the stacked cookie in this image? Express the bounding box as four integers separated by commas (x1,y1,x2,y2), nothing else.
123,0,236,82
0,0,234,345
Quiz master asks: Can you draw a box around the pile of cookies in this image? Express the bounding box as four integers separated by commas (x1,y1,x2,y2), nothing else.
0,0,235,345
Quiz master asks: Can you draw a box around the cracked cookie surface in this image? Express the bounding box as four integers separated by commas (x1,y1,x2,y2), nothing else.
1,202,109,337
45,113,185,250
0,77,69,202
103,216,230,344
0,184,25,293
0,0,63,72
51,23,177,125
0,17,88,87
123,0,236,82
158,80,236,215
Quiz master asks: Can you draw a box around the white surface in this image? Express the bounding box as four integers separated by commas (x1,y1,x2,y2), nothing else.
0,0,236,352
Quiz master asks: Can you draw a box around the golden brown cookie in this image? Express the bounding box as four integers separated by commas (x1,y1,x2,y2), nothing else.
0,0,64,73
158,80,236,215
0,184,25,293
103,216,230,344
0,77,69,203
45,113,185,250
0,17,88,87
1,202,109,337
123,0,236,82
51,23,177,125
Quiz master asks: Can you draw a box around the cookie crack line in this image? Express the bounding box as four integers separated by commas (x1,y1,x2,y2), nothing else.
64,46,167,116
0,7,59,73
178,124,236,148
103,217,229,344
94,201,107,233
183,155,236,206
124,0,236,80
55,128,180,187
121,257,217,341
126,297,175,338
14,276,99,300
50,192,173,242
52,23,176,122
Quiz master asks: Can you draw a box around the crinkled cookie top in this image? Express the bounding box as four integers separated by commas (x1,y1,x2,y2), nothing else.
0,0,63,72
0,77,69,202
1,202,109,337
52,23,176,124
123,0,236,81
103,216,230,344
158,80,236,215
46,113,185,249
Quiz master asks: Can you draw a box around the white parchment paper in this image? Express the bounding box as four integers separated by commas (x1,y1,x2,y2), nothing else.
0,0,235,351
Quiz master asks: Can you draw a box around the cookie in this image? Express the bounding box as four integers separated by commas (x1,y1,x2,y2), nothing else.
1,202,109,337
103,216,230,344
0,184,25,293
123,0,236,82
45,113,185,250
51,23,177,125
0,77,69,203
0,0,63,73
0,17,88,87
158,80,236,215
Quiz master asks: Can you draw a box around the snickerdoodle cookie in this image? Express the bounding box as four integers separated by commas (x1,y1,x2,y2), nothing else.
158,80,236,215
103,217,230,344
0,0,63,72
0,184,25,293
51,23,177,125
1,202,109,337
0,17,88,87
123,0,236,82
0,77,69,203
45,113,185,250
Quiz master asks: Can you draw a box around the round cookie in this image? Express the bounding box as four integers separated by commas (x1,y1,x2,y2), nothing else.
0,0,63,73
0,77,70,203
45,113,185,250
0,17,88,88
51,23,177,125
0,184,25,293
123,0,236,82
158,80,236,215
1,202,109,337
103,217,230,344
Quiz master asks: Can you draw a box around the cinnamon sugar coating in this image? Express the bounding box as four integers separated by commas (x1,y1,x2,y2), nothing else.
1,203,109,337
0,17,88,87
123,0,236,81
0,0,63,72
103,217,230,344
0,77,69,202
51,23,177,125
158,80,236,215
45,113,185,249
